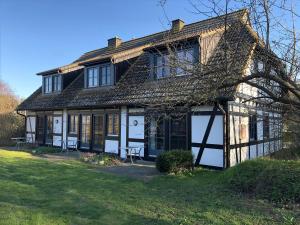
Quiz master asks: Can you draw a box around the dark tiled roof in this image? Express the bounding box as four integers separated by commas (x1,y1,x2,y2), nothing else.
18,9,257,111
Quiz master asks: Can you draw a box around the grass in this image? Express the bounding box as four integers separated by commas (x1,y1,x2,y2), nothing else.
222,158,300,204
0,149,299,225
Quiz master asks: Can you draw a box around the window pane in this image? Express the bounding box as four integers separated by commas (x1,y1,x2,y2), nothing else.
170,116,187,150
156,55,163,78
102,67,107,85
106,66,111,85
107,114,113,135
81,115,91,147
88,68,98,87
114,114,119,135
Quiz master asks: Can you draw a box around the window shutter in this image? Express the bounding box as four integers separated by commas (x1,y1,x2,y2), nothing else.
149,53,155,79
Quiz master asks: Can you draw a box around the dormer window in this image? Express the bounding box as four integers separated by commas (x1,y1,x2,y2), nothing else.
43,74,62,94
85,63,113,88
154,47,196,79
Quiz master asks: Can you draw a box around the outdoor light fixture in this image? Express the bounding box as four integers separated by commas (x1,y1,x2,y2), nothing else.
133,120,138,126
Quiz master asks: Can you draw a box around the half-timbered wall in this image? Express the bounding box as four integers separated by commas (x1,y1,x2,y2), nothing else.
191,106,224,168
228,81,283,167
127,108,145,158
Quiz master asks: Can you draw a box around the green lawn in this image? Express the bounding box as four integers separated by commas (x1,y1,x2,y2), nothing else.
0,149,298,225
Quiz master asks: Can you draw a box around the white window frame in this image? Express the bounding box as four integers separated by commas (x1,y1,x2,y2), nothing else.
44,76,52,94
100,64,111,86
53,75,62,92
87,67,99,88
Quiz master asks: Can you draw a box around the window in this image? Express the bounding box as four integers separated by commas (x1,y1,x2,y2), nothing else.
46,115,53,144
170,115,187,150
148,116,165,156
106,113,119,136
156,54,170,78
87,67,99,87
81,115,91,148
154,47,195,78
44,76,52,94
263,114,270,139
68,115,78,134
93,114,104,150
176,48,194,75
100,64,111,86
249,115,257,140
53,75,61,92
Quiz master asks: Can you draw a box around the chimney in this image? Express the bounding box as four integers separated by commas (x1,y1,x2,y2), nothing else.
172,19,185,32
108,36,122,48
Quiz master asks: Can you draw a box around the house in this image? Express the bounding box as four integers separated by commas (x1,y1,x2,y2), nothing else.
17,9,283,169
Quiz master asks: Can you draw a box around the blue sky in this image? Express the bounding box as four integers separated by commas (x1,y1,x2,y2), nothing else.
0,0,299,98
0,0,208,98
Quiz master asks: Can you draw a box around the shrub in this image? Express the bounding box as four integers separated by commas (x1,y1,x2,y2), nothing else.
156,150,193,173
222,159,300,204
270,148,300,160
80,152,121,166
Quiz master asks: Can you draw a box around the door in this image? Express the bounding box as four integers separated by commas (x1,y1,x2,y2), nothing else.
93,114,104,151
36,115,45,144
148,116,165,156
45,115,53,145
170,115,187,150
80,115,91,149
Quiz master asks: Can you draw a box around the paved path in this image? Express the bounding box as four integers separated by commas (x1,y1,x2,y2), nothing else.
96,161,160,181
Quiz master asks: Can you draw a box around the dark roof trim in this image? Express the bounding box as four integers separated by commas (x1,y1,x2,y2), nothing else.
37,68,61,76
78,57,112,66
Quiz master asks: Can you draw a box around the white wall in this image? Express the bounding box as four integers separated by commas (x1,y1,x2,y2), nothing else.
128,116,144,139
120,106,127,158
192,147,223,167
53,116,62,134
105,140,119,154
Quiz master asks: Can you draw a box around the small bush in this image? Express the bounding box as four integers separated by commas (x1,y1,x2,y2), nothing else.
156,150,193,173
222,159,300,204
80,152,121,166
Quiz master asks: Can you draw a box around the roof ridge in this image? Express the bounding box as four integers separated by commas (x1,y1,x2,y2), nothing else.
81,8,248,56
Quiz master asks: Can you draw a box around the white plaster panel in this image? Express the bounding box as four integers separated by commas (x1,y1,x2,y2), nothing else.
207,116,223,145
53,135,62,147
128,142,144,157
250,145,257,159
120,106,127,158
26,117,36,132
264,142,270,155
105,140,119,154
229,149,238,167
241,146,248,162
191,115,209,143
192,147,223,168
53,116,62,134
258,143,263,156
128,116,144,139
